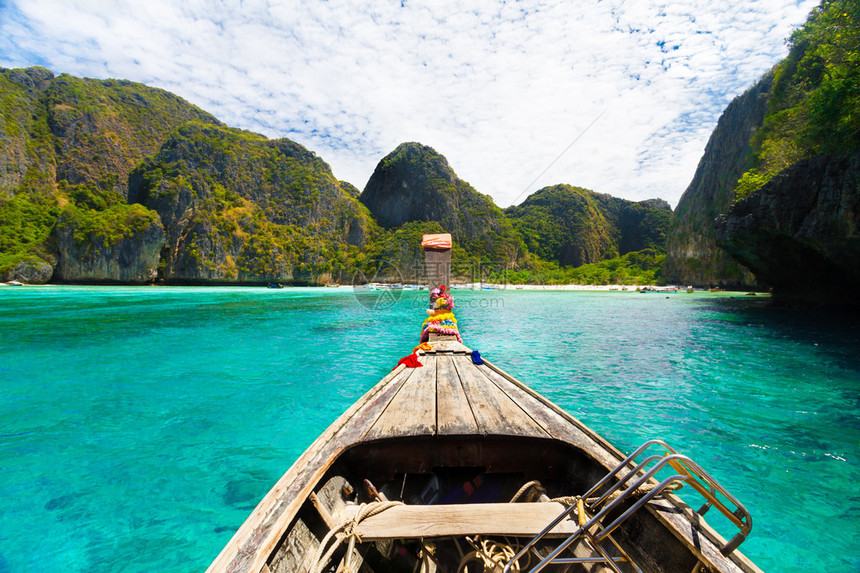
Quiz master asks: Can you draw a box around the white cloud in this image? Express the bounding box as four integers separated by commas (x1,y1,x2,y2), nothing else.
0,0,819,208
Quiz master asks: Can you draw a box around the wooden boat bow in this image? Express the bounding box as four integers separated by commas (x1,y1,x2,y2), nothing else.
207,235,762,573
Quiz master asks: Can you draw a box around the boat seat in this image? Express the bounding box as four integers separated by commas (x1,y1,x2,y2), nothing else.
336,502,579,540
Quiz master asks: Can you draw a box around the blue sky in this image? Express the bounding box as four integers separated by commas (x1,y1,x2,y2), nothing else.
0,0,818,207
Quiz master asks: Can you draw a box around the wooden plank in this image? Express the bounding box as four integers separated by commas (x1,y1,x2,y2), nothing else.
480,361,622,470
453,355,550,438
429,340,472,353
436,354,479,435
266,518,317,573
338,502,579,539
423,245,451,294
309,492,337,530
478,365,582,441
365,355,438,440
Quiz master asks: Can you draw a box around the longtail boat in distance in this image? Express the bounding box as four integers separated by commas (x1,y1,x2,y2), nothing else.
208,233,761,573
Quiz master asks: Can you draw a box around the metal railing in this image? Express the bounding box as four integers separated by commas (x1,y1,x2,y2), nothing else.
503,440,753,572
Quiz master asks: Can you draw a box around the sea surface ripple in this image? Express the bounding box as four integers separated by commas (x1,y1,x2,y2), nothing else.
0,286,857,572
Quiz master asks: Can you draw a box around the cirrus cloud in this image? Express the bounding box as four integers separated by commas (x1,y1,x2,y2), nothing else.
0,0,818,207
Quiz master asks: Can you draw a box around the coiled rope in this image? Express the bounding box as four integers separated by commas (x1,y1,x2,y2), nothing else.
457,536,521,573
309,500,403,573
509,480,546,503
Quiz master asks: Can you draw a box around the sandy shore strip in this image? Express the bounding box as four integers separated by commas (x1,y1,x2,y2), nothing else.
455,283,669,291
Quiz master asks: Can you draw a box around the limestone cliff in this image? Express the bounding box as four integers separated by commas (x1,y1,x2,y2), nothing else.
505,185,671,267
0,66,220,281
54,204,165,283
716,153,860,307
0,67,55,196
129,122,375,283
359,142,526,266
663,78,771,288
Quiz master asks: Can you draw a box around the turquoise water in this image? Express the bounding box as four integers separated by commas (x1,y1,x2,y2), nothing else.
0,286,857,572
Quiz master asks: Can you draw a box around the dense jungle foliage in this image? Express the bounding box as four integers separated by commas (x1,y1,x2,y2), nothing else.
0,67,219,276
505,185,670,268
734,0,860,200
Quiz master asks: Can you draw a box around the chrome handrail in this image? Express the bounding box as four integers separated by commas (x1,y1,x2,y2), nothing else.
502,440,754,572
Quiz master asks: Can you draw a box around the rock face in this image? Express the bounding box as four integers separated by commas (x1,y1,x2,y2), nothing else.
3,261,54,284
0,67,219,201
44,73,221,201
130,122,374,283
716,153,860,307
663,77,772,287
0,67,56,195
54,208,166,283
0,66,220,281
506,185,672,267
359,142,525,265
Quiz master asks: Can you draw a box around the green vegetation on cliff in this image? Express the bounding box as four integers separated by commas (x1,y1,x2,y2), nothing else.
498,249,665,286
505,185,671,267
57,203,161,249
0,66,219,280
0,193,59,273
359,143,528,269
130,122,376,283
0,67,375,284
734,0,860,200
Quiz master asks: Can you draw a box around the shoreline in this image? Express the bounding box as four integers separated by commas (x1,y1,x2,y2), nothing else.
1,281,769,296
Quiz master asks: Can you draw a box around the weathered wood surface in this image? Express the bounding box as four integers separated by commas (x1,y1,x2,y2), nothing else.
480,359,623,470
453,354,549,438
209,340,620,572
365,355,437,440
425,339,471,353
338,502,579,539
436,355,479,434
423,247,451,295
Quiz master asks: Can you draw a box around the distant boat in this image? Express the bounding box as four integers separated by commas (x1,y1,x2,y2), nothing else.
369,282,403,291
267,283,284,289
7,280,23,286
209,233,759,573
640,286,681,293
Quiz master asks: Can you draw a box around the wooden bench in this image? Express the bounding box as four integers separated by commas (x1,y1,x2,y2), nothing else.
337,502,579,540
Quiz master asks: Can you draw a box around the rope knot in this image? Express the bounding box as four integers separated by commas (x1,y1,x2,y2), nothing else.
310,500,403,573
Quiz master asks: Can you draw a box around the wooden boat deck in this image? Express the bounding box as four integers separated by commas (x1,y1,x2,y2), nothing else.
209,340,621,572
370,341,574,441
209,339,760,573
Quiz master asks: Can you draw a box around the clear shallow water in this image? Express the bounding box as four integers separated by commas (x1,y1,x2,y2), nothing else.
0,286,857,572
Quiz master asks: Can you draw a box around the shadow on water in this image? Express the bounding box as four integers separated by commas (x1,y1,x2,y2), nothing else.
696,295,860,368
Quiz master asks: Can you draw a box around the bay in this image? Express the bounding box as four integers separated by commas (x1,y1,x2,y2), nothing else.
0,285,857,572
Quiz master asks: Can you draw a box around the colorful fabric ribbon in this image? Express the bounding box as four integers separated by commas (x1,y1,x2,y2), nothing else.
413,342,433,354
393,352,423,370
